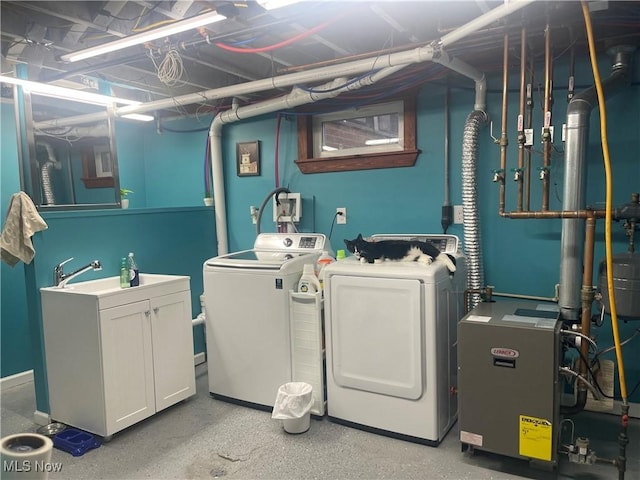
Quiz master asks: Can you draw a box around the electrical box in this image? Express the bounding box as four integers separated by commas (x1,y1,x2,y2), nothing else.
458,301,561,466
273,192,301,223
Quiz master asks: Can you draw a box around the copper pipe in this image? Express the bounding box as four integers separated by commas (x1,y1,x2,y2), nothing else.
501,209,605,219
498,31,509,215
578,214,596,384
526,50,534,211
542,22,552,211
517,27,527,212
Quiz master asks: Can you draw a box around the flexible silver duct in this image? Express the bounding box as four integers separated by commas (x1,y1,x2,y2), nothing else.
38,142,59,205
40,162,56,205
558,46,633,321
462,110,488,307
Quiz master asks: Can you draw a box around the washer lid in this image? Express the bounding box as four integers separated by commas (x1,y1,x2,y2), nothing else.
205,249,308,270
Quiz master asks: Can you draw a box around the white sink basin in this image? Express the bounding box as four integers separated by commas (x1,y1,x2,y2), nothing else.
41,274,187,298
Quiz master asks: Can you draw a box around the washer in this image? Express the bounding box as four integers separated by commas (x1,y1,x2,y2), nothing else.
203,233,329,409
324,234,465,445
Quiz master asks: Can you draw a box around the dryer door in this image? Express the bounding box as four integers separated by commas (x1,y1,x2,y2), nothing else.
329,275,423,399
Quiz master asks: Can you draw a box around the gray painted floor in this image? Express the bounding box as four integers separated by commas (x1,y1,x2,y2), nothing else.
2,364,638,480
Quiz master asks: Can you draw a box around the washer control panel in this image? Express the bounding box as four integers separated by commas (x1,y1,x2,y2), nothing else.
254,233,328,252
370,234,459,254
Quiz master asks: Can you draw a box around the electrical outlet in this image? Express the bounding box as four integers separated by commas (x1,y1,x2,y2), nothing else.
337,207,347,224
453,205,464,224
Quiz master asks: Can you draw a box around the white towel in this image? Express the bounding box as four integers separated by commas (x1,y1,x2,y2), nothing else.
1,192,48,267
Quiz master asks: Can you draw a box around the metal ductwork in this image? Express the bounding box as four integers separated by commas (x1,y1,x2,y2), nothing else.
558,45,634,321
37,142,59,205
462,110,488,308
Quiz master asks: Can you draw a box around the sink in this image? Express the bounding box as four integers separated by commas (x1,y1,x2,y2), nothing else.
41,274,188,298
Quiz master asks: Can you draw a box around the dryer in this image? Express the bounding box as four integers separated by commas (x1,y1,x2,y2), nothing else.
203,233,329,409
324,234,465,445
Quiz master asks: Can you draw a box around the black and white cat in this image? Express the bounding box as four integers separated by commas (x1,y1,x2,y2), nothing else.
344,234,456,273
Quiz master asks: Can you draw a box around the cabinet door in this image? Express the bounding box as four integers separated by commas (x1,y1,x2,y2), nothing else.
100,300,155,435
150,291,196,411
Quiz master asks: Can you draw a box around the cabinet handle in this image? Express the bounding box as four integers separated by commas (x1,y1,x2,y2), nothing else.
145,311,150,318
153,307,159,314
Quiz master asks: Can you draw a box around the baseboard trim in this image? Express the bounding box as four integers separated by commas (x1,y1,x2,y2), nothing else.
194,352,206,366
0,370,34,388
33,410,50,426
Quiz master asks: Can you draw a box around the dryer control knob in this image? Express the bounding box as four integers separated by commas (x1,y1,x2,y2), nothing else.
283,237,293,247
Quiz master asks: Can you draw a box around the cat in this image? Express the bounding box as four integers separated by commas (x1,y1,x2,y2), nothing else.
344,234,456,273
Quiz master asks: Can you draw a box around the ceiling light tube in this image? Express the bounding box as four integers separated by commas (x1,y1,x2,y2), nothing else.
121,113,155,122
257,0,302,10
0,75,140,106
60,11,225,63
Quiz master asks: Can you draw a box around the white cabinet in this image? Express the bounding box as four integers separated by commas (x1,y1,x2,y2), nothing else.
41,274,196,438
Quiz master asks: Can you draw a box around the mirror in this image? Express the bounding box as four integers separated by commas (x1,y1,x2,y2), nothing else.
18,89,121,209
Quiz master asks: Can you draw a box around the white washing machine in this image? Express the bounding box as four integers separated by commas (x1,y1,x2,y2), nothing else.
324,234,465,445
203,233,330,409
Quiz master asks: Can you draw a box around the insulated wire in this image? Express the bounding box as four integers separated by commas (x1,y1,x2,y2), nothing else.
581,1,628,403
275,113,282,188
593,328,640,360
215,18,336,54
328,211,340,241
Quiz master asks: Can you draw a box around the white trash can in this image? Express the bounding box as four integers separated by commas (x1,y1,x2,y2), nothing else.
0,433,53,480
271,382,313,434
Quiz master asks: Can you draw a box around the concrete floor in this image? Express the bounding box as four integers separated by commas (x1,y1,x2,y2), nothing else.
2,364,638,480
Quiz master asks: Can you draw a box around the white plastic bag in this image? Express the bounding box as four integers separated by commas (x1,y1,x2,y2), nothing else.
271,382,313,420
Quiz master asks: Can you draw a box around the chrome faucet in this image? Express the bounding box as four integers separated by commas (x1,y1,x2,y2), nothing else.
54,257,102,288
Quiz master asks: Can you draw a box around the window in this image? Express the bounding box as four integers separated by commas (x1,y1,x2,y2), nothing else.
295,97,418,174
94,145,113,177
315,101,403,157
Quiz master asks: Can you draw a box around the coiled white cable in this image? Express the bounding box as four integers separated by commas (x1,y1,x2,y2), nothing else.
150,48,187,87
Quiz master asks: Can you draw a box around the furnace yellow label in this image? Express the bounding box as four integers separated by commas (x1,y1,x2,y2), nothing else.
519,415,552,461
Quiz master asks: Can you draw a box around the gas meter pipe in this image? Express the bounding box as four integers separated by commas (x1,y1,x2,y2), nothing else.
582,3,629,478
497,32,509,216
541,21,552,211
516,26,527,212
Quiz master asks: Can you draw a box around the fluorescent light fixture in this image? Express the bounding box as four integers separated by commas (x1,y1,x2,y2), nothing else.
365,138,399,146
121,113,155,122
0,75,154,122
60,11,226,63
257,0,302,11
0,75,138,105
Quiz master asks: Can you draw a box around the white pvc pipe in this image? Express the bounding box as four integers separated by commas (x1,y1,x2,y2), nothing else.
32,2,527,255
192,313,205,326
210,66,407,254
37,0,527,128
439,0,536,48
431,48,486,111
208,129,228,254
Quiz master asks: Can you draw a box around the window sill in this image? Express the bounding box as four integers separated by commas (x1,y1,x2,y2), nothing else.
81,177,115,188
294,150,420,174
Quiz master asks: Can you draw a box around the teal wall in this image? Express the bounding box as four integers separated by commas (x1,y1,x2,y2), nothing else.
1,100,33,376
26,208,215,412
1,49,639,411
1,103,216,410
213,53,640,403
